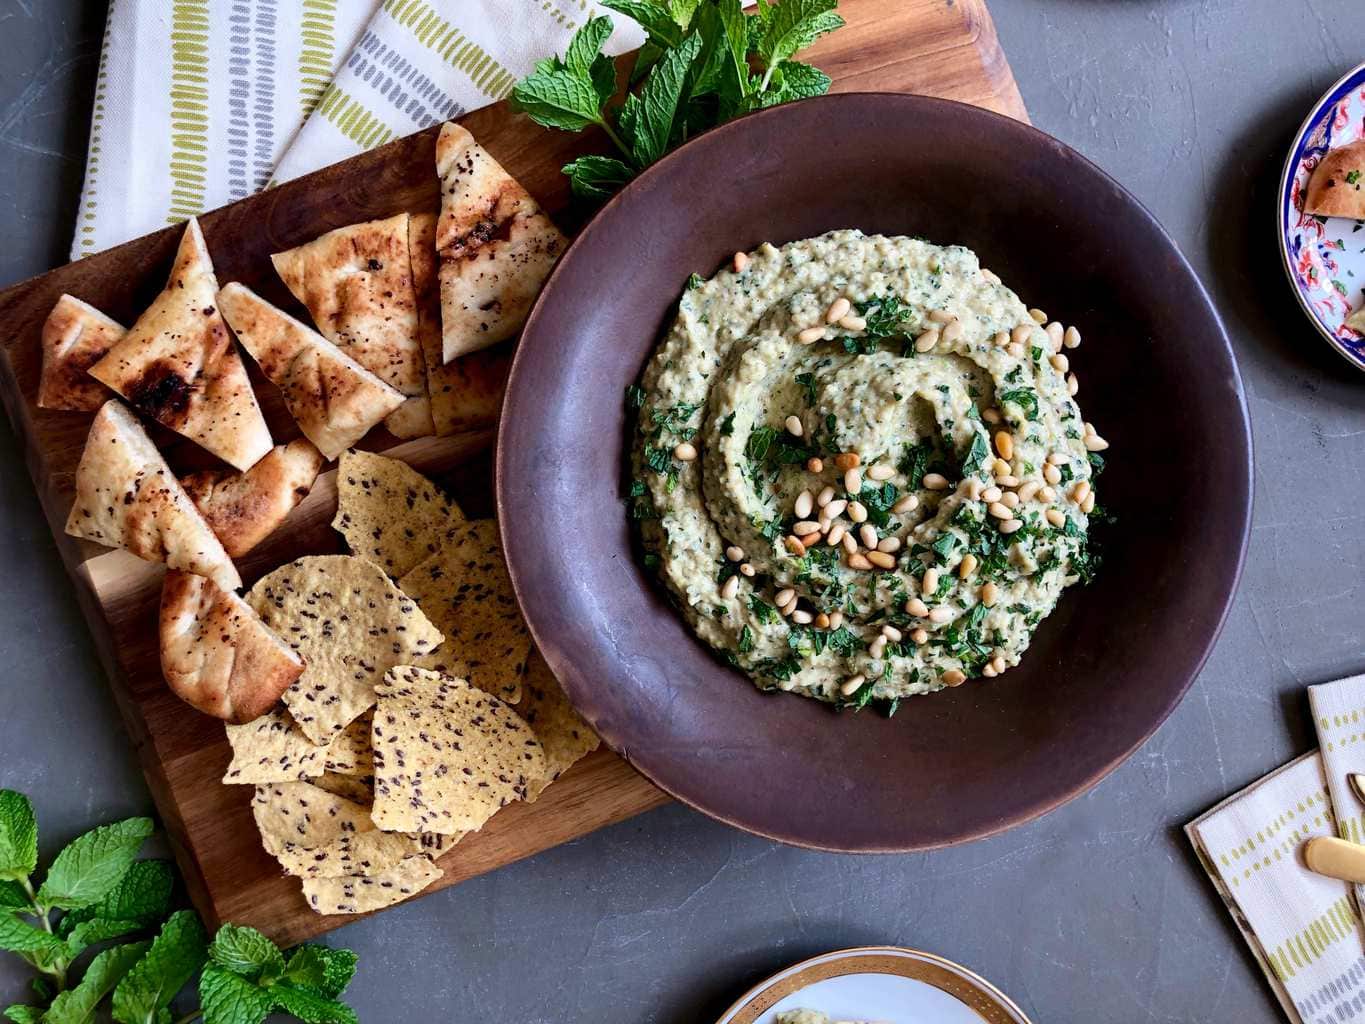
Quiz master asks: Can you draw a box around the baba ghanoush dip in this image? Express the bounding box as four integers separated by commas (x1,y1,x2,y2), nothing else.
627,230,1110,709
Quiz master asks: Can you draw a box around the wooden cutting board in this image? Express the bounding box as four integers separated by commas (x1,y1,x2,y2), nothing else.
0,0,1026,945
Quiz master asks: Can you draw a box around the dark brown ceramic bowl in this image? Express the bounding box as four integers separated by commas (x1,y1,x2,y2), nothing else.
496,93,1252,852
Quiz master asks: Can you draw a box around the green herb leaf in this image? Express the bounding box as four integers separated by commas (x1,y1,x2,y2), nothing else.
208,924,285,985
563,154,634,200
199,965,273,1024
997,388,1039,422
0,881,26,912
756,0,843,71
600,0,688,48
44,941,151,1024
719,411,736,436
960,431,990,479
281,945,358,1000
0,792,37,882
0,914,67,964
60,860,175,938
65,918,146,955
758,60,831,106
620,31,703,166
564,14,613,78
269,985,359,1024
511,65,608,133
36,818,153,912
111,910,207,1024
2,1006,42,1024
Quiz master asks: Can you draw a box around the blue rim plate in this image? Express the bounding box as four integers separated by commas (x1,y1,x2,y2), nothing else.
1278,61,1365,372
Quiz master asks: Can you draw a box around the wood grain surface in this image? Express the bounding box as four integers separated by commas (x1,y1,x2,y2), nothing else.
0,0,1025,945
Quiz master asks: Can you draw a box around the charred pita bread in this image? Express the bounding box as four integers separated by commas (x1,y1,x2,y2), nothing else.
223,706,327,785
160,570,304,723
251,780,374,857
88,218,272,471
270,214,432,439
434,122,566,362
1305,140,1365,219
370,667,546,834
180,438,323,558
65,401,240,589
301,855,442,916
408,211,511,435
37,295,123,411
331,450,465,578
217,282,405,460
518,650,599,800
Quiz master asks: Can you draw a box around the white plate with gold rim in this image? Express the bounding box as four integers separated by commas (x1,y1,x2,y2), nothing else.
714,946,1032,1024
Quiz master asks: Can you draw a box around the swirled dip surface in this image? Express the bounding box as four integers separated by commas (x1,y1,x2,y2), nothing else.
629,231,1107,708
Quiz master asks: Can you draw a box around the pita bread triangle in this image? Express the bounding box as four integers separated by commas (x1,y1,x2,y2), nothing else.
38,294,123,412
88,218,272,471
434,122,567,363
1305,140,1365,219
216,283,406,461
270,213,432,439
64,400,240,589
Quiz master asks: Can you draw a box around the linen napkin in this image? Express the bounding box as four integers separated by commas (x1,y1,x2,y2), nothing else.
72,0,645,259
1187,751,1365,1024
1309,674,1365,906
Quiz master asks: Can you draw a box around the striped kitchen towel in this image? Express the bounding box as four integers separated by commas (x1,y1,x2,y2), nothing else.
1309,674,1365,907
73,0,645,259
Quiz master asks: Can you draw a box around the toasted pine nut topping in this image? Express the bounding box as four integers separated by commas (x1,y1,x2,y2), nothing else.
823,498,848,519
826,523,846,546
732,251,749,273
833,452,860,471
943,669,967,687
959,553,978,578
1045,322,1064,348
866,550,896,569
981,485,1003,503
739,563,756,577
869,636,887,659
988,502,1013,520
720,575,739,599
725,545,744,562
1081,492,1096,514
892,494,918,514
815,612,831,629
791,610,813,625
1046,452,1066,465
1044,463,1062,485
774,588,795,607
784,535,807,556
794,490,814,518
1064,325,1081,349
911,628,929,645
905,597,930,618
1067,373,1079,397
982,663,999,678
981,581,1000,607
825,297,851,323
1045,508,1065,528
867,463,895,482
928,607,953,624
994,430,1015,461
878,537,901,553
882,625,903,644
1011,324,1033,344
964,478,983,501
1039,485,1057,502
992,458,1011,478
1006,342,1025,359
922,472,949,490
674,441,697,461
839,314,867,331
841,531,858,555
797,325,825,345
806,457,824,473
942,320,964,344
993,330,1010,347
859,524,878,549
828,610,844,630
793,520,821,537
1018,481,1041,502
1084,433,1109,452
847,552,873,570
1071,480,1091,505
1028,308,1047,324
785,414,804,437
928,309,955,324
922,567,941,594
817,485,836,507
914,328,940,353
844,467,863,493
982,407,1002,425
981,268,1001,285
1001,491,1020,509
848,500,868,523
991,653,1007,674
840,674,866,696
998,519,1024,534
997,474,1021,488
1050,353,1069,373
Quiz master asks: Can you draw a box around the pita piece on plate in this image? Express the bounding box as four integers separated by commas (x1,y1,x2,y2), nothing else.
301,855,443,916
323,709,374,776
223,706,327,785
37,294,123,411
88,218,272,471
270,213,432,439
276,829,424,879
246,555,444,745
251,780,374,857
518,650,599,800
370,667,546,835
1305,140,1365,219
64,401,240,589
1348,305,1365,333
434,122,566,362
216,283,405,461
180,439,323,558
331,449,465,579
408,211,511,436
399,519,530,704
160,570,305,723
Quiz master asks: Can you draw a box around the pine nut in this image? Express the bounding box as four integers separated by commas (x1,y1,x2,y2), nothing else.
1044,463,1061,485
740,563,756,577
1067,373,1079,397
848,553,873,570
922,567,941,594
1045,508,1066,528
1064,325,1081,349
720,575,739,598
922,473,949,490
993,331,1010,347
988,502,1013,520
982,268,1001,285
848,501,868,523
785,535,807,556
841,674,866,696
981,581,1000,606
1002,491,1020,509
867,463,895,482
793,520,821,536
733,251,749,273
914,328,940,353
774,588,795,607
825,297,851,323
911,628,929,645
1011,324,1033,344
791,610,813,625
991,653,1007,674
815,612,830,629
982,663,999,678
929,309,955,324
882,624,903,642
824,498,848,518
1046,322,1064,348
777,596,796,616
844,467,862,493
859,524,878,549
839,314,867,331
959,553,978,578
1081,492,1096,514
929,606,953,624
1045,452,1064,465
1049,354,1068,375
725,545,744,562
997,475,1021,488
817,485,836,507
1071,481,1091,504
869,635,887,659
1006,342,1025,359
1018,481,1041,502
998,519,1023,534
964,479,983,501
817,511,833,531
982,407,1002,425
797,326,825,345
1039,486,1057,502
943,669,967,687
992,458,1011,478
942,321,963,343
833,452,860,470
828,610,844,630
878,537,901,553
1084,421,1097,437
892,494,918,514
994,431,1015,461
842,532,858,555
1029,308,1047,324
982,486,1003,503
674,441,697,460
806,457,824,473
785,414,804,437
905,597,929,618
1084,433,1110,452
826,523,846,546
866,551,896,569
796,490,817,518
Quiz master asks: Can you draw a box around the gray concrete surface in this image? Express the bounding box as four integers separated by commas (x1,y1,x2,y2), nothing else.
1,1,1363,1020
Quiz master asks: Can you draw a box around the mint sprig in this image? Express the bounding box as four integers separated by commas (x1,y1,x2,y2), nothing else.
512,0,843,199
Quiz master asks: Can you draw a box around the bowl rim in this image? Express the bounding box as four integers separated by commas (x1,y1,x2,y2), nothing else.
1276,59,1365,374
496,91,1254,851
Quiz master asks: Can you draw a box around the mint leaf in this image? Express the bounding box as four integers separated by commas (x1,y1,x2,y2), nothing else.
3,1006,42,1024
756,0,843,69
0,791,38,882
563,154,634,199
564,15,612,77
0,881,27,911
620,31,703,166
36,818,153,912
61,861,174,938
758,60,831,106
270,985,358,1024
111,911,207,1024
65,918,146,954
198,965,272,1024
207,924,284,985
600,0,687,47
511,67,607,132
0,913,67,973
281,946,358,1000
45,941,150,1024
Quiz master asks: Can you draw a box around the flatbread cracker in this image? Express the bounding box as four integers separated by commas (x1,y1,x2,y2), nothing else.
217,283,406,460
65,401,240,589
223,706,326,784
323,710,374,776
89,218,272,471
399,520,529,703
312,772,374,803
1305,140,1365,219
276,829,424,879
370,667,546,834
180,439,323,558
408,211,511,436
518,650,599,800
37,294,123,411
271,213,432,439
247,555,444,745
435,122,566,361
251,780,374,857
301,856,442,916
331,450,465,578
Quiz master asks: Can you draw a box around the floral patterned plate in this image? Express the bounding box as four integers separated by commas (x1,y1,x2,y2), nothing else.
1279,61,1365,372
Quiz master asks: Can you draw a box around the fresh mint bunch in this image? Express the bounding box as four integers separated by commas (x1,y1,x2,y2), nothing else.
0,790,358,1024
512,0,844,199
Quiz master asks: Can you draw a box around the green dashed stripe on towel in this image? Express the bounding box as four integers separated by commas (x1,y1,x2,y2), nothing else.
383,0,519,99
1267,896,1359,980
167,0,210,222
300,0,339,116
315,85,396,150
78,0,120,254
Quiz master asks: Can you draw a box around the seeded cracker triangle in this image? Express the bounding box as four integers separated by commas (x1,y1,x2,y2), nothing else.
88,218,272,471
301,856,443,916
